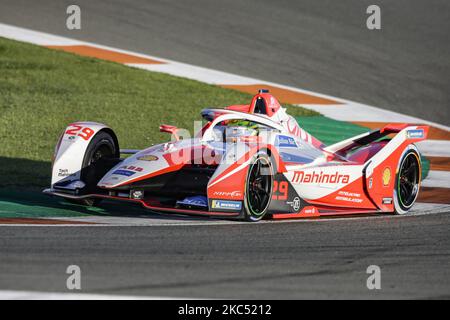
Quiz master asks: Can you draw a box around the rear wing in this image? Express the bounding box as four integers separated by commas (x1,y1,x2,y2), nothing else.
324,123,428,155
361,125,428,201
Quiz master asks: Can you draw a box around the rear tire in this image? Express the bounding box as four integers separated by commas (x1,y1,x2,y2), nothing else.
69,131,118,207
243,152,274,221
393,145,421,215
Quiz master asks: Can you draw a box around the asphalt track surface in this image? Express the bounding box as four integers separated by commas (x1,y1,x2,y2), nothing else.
0,0,449,299
0,211,449,299
0,0,449,125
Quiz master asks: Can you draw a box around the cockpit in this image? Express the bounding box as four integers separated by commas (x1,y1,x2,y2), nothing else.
211,119,264,143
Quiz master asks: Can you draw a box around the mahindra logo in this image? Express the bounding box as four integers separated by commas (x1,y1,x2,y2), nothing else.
213,191,243,198
292,171,350,184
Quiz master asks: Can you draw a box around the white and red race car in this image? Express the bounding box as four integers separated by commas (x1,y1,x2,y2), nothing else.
44,90,428,221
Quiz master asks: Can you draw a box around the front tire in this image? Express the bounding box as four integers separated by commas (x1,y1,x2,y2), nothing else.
68,131,118,207
393,145,421,215
243,152,274,221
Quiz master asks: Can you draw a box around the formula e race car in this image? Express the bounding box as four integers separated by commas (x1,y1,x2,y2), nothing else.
44,90,428,221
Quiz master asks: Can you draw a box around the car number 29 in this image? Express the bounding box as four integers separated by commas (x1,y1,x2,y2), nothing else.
65,125,95,141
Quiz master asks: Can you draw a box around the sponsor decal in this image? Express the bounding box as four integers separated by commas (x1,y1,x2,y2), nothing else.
279,152,313,164
287,118,301,137
113,169,136,177
213,191,243,198
130,190,144,199
382,167,391,186
131,190,144,200
177,196,208,208
276,135,297,148
335,191,363,203
292,171,350,184
120,165,143,172
137,155,158,162
211,200,242,210
287,197,301,211
382,197,393,204
302,206,317,215
101,182,114,186
58,169,73,177
406,129,424,139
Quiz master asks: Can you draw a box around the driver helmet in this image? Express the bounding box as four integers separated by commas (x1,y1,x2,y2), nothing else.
225,120,259,142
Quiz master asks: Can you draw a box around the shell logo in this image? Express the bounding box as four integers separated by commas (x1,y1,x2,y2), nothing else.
382,167,391,186
137,155,158,161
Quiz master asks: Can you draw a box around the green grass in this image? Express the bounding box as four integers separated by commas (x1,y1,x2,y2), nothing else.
0,37,316,190
0,189,159,218
296,115,368,145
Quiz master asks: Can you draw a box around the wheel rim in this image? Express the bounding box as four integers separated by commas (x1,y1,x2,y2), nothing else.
398,153,420,208
247,157,272,216
84,141,115,188
89,142,113,166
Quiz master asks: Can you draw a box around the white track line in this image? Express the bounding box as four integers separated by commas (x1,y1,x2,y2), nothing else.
422,171,450,189
0,203,448,227
417,140,450,157
129,62,259,85
0,290,194,300
0,23,81,46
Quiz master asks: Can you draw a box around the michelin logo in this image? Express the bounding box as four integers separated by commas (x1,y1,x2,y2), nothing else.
211,200,242,210
406,129,424,139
